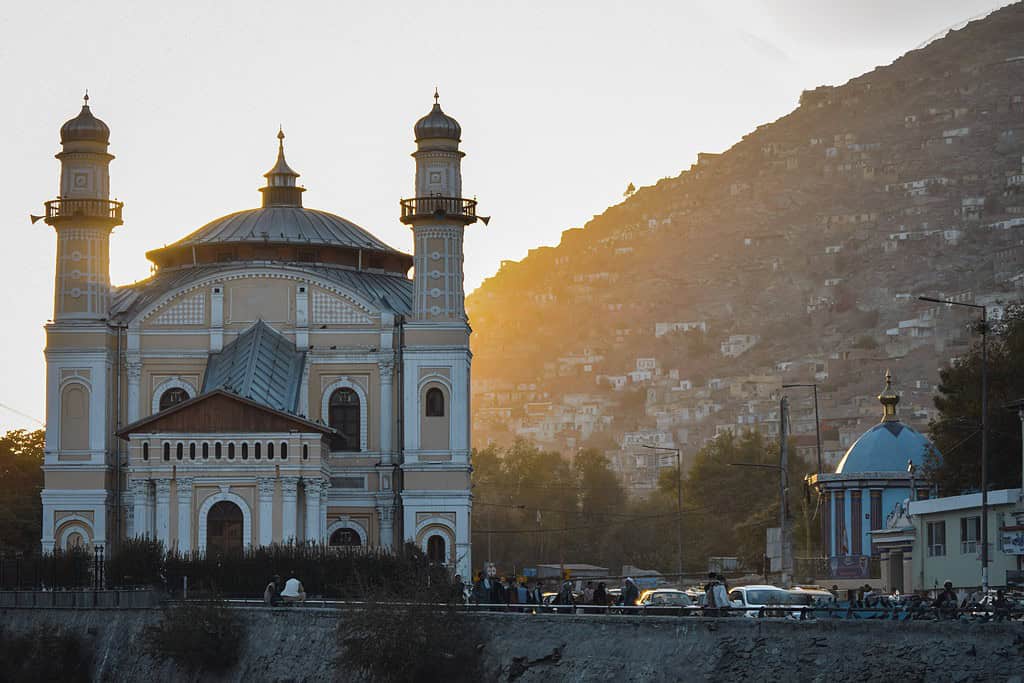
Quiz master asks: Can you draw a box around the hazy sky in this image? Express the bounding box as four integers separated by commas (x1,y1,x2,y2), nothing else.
0,0,1014,428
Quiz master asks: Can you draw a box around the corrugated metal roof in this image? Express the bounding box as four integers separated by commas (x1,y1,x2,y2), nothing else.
110,263,412,320
202,320,306,413
149,207,404,254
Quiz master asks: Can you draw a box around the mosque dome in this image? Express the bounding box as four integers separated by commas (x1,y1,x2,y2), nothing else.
60,94,110,144
834,371,939,475
414,90,461,142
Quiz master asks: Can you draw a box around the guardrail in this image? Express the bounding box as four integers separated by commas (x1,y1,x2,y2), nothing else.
168,598,1024,623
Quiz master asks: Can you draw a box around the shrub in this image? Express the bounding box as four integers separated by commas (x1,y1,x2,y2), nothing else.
106,537,165,588
0,626,92,682
336,601,482,683
144,600,243,673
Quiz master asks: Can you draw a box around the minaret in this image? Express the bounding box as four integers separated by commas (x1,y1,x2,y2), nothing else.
401,90,478,321
44,93,122,320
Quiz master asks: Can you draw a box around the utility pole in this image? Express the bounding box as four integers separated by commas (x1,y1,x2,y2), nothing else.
642,444,684,583
919,296,989,592
780,396,792,589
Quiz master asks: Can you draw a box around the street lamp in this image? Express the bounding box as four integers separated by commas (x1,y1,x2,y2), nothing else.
782,383,823,475
919,295,989,592
642,444,684,583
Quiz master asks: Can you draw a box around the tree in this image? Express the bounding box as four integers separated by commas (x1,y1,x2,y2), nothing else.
926,305,1024,494
0,429,45,554
623,182,636,198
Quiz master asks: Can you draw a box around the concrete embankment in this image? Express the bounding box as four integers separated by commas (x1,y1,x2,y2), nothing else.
2,607,1023,681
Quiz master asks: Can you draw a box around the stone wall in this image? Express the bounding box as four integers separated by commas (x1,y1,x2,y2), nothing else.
2,607,1023,682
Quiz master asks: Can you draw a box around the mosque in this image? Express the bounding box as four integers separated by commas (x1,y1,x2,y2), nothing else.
807,371,940,591
37,93,477,577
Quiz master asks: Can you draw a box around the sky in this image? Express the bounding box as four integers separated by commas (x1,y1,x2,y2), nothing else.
0,0,1015,429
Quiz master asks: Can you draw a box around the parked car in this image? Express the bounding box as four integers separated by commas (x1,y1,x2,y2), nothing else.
638,589,698,616
787,587,836,617
727,585,795,617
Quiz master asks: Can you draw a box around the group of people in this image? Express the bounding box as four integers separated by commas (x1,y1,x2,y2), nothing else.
458,571,644,611
262,573,306,606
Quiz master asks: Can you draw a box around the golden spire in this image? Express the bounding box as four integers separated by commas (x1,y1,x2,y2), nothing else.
878,369,900,422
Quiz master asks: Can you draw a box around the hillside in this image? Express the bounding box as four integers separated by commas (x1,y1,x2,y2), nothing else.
467,4,1024,494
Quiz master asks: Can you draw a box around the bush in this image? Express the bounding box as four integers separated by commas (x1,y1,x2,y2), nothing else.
336,601,482,683
144,600,243,673
106,537,165,588
0,625,92,682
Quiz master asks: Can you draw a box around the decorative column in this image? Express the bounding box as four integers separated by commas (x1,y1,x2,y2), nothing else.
319,480,330,540
155,479,172,546
177,478,194,553
126,359,142,422
131,479,149,538
281,477,299,543
377,505,394,550
379,360,394,465
258,478,275,546
304,478,323,542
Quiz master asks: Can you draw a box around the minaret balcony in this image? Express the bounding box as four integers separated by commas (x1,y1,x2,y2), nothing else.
400,196,477,225
45,198,123,226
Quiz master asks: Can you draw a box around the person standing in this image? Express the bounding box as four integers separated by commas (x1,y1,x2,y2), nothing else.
593,581,608,608
621,577,640,610
452,574,466,604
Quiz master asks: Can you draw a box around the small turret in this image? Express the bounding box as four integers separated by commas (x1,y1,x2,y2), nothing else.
878,370,900,422
259,128,304,208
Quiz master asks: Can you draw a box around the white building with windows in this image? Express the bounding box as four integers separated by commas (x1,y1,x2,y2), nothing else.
38,93,479,576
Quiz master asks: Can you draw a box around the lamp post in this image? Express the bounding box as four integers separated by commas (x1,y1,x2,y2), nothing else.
919,295,989,592
642,444,683,583
782,383,822,475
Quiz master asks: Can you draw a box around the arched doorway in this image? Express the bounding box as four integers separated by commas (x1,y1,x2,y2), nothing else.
329,527,362,547
427,534,446,564
207,501,244,555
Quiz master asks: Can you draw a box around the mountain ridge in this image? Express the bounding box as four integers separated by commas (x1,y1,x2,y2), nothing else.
467,3,1024,490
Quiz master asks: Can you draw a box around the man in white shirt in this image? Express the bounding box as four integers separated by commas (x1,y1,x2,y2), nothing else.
280,572,306,605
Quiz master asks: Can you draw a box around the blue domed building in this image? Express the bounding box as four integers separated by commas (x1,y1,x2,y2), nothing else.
807,372,939,587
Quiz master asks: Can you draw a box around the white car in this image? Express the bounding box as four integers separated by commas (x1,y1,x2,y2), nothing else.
726,585,795,618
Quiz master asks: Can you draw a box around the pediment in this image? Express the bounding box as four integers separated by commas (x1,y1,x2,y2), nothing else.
117,389,331,438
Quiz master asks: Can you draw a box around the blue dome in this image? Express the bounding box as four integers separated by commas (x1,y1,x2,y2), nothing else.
834,421,938,474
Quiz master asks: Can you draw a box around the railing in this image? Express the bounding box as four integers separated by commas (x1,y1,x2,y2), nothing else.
399,196,477,223
44,198,124,224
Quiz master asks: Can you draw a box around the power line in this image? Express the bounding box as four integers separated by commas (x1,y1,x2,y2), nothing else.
0,403,44,427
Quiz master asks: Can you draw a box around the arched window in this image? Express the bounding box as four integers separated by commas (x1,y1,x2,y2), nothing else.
425,387,445,417
427,535,446,564
329,388,360,451
202,442,209,459
281,442,288,459
268,442,275,459
215,443,222,459
142,443,149,461
189,443,196,460
159,387,189,411
228,443,235,460
302,444,308,460
163,443,170,461
256,442,263,459
242,443,249,459
329,527,362,547
176,443,183,460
